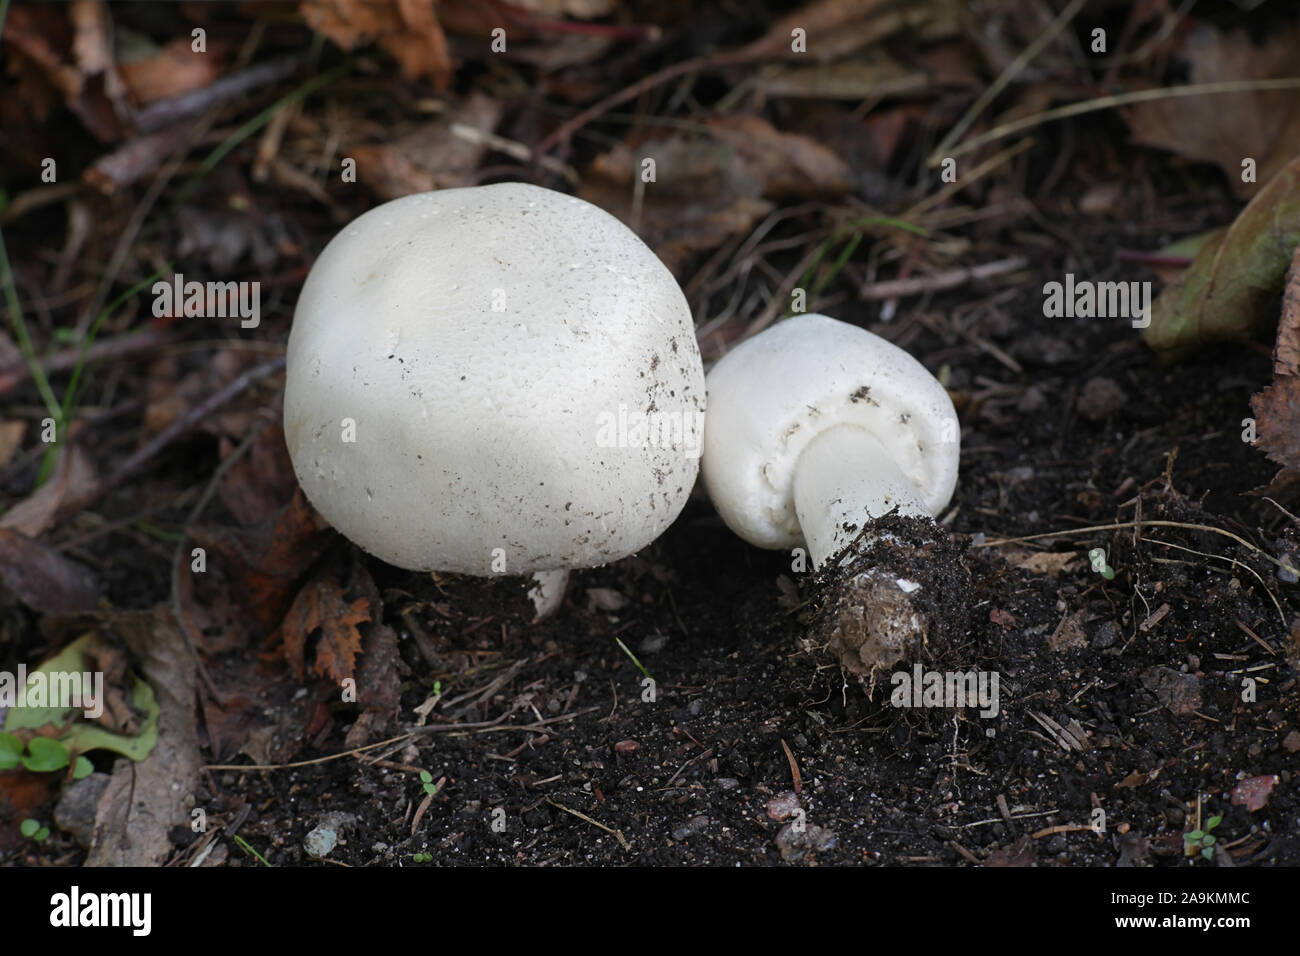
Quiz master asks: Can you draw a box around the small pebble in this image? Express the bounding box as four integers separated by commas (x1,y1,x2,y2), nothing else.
304,827,337,859
766,792,802,821
671,815,709,842
1077,377,1127,421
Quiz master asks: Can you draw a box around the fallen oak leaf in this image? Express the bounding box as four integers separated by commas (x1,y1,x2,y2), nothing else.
299,0,452,87
279,571,371,682
188,487,333,633
1251,246,1300,471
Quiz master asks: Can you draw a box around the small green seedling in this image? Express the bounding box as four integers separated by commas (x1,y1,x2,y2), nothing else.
419,770,439,796
1088,547,1115,580
411,852,433,863
1184,814,1222,861
20,818,50,842
0,732,93,778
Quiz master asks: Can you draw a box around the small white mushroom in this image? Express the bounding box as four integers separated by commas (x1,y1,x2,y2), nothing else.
284,183,705,617
701,313,958,568
701,313,963,684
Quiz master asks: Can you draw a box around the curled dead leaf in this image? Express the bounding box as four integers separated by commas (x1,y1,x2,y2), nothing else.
279,570,372,682
1144,156,1300,351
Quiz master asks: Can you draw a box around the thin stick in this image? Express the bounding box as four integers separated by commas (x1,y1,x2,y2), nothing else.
978,519,1280,566
536,49,758,154
937,78,1300,165
860,256,1028,300
545,796,632,851
200,707,600,771
57,356,286,518
930,0,1088,164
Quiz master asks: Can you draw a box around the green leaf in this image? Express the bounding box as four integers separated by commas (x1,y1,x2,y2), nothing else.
21,736,70,773
1202,846,1214,861
4,634,160,762
1201,834,1216,846
1144,156,1300,351
19,818,39,838
35,827,50,842
1185,830,1204,842
65,672,159,761
72,755,93,779
0,732,21,769
1207,815,1222,830
419,770,432,784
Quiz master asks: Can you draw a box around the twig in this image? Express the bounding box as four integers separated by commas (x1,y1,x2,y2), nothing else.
135,53,309,133
930,0,1087,165
449,124,577,184
545,796,632,852
0,328,165,397
170,414,274,701
56,356,286,518
536,48,760,154
200,706,600,771
780,738,802,794
938,79,1300,165
860,257,1028,300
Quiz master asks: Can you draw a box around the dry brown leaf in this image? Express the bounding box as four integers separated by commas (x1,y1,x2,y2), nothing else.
280,571,372,682
300,0,452,87
1,2,126,141
1048,611,1087,651
582,115,852,273
1115,768,1154,789
1126,24,1300,198
0,444,96,538
118,35,223,104
0,527,99,613
706,115,855,199
86,608,200,866
1252,247,1300,471
1275,246,1300,377
189,488,334,633
1003,548,1078,578
1252,378,1300,472
216,423,297,528
1140,666,1201,717
350,91,501,199
1230,774,1278,812
143,350,263,439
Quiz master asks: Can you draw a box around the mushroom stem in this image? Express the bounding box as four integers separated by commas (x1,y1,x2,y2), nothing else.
792,424,929,567
527,569,570,620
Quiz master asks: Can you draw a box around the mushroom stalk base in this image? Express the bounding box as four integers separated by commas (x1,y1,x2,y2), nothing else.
792,424,929,568
527,569,570,620
807,516,970,697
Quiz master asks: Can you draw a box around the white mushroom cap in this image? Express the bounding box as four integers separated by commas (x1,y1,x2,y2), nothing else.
701,313,958,550
284,183,705,574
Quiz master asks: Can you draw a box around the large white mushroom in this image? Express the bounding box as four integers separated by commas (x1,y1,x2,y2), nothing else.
284,183,705,617
701,313,965,681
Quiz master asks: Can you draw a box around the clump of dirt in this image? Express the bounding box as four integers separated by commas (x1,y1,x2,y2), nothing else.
805,514,972,699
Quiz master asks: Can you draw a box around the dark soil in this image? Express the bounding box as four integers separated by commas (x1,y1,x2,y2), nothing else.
171,252,1299,868
2,3,1297,870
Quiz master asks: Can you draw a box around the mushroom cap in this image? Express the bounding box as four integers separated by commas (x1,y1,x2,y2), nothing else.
284,183,705,574
701,313,958,549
